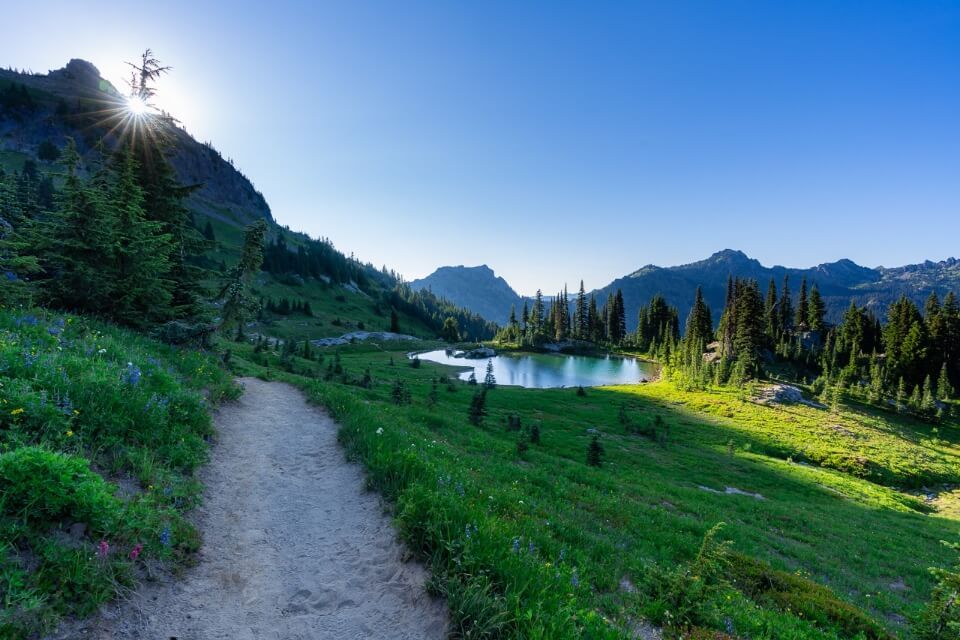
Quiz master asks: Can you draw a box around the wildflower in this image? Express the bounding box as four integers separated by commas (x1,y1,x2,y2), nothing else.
125,362,142,386
724,617,735,635
455,482,465,497
4,271,17,281
512,537,520,553
528,541,536,555
465,524,472,539
571,570,580,588
558,549,566,563
376,427,383,435
47,326,61,336
66,430,73,437
10,408,24,416
97,540,110,558
97,348,107,354
160,527,172,546
130,543,143,561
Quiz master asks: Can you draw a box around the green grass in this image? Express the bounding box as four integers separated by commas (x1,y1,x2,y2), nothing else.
194,211,438,342
228,341,960,639
0,308,237,638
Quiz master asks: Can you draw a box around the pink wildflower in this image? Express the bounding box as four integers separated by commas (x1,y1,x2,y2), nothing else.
97,540,110,558
130,543,143,561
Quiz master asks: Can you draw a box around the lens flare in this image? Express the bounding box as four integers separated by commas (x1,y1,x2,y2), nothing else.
126,95,149,116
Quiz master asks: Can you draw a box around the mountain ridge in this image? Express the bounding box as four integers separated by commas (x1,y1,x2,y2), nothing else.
420,250,960,329
0,59,272,227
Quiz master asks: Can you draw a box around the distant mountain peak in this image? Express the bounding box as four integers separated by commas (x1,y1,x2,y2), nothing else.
410,265,522,324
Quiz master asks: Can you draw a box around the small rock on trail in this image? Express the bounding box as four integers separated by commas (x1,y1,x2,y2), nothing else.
48,377,447,640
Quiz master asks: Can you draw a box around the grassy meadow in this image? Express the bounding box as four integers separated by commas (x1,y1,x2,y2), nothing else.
0,309,237,639
228,340,959,639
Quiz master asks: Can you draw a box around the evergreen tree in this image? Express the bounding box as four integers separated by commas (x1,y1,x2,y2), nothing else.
468,389,487,425
587,294,599,342
530,290,545,341
808,285,826,331
684,286,713,349
575,280,587,340
218,219,266,334
764,278,778,343
586,434,604,467
38,139,116,315
107,148,175,327
441,316,460,342
390,307,400,333
202,219,216,241
939,363,954,401
796,277,809,329
779,275,793,335
484,359,497,388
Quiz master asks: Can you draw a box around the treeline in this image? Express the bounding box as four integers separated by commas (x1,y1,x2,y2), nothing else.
665,275,958,419
0,137,209,328
495,282,630,346
262,233,369,289
261,297,313,317
387,283,498,341
0,81,37,120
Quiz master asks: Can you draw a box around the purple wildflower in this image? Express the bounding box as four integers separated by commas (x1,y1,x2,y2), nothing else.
160,527,172,546
124,362,142,386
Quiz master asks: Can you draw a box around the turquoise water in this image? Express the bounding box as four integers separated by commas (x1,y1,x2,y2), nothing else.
414,350,657,389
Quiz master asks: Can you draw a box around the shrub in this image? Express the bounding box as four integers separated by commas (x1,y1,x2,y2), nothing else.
914,540,960,640
728,552,894,640
586,435,603,467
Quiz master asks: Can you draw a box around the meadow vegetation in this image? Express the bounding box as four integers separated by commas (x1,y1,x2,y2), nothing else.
227,339,960,639
0,308,236,638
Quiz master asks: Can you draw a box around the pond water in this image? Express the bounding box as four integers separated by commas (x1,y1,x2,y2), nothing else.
413,350,658,389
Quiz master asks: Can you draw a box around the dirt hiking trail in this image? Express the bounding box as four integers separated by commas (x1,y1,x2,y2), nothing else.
52,377,448,640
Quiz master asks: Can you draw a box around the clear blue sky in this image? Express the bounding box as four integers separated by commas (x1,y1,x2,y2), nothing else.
5,1,959,295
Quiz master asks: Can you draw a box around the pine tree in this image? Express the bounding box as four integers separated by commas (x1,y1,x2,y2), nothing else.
808,285,826,331
468,389,487,425
586,434,604,467
922,375,937,415
202,219,216,241
575,280,587,340
779,275,793,335
587,295,599,342
484,359,497,388
441,316,460,342
938,363,954,401
764,278,778,343
39,139,116,315
218,219,266,335
615,289,627,344
684,286,713,350
897,376,908,412
108,148,175,327
795,277,809,329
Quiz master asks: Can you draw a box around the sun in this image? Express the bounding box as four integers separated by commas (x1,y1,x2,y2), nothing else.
125,95,149,116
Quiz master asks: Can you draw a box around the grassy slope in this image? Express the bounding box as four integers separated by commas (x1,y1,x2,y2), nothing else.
229,340,959,639
0,309,236,639
198,212,437,342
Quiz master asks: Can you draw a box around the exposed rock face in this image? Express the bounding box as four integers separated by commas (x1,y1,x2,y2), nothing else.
0,60,272,227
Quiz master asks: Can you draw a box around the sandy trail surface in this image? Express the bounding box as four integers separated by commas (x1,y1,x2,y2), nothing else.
51,377,448,640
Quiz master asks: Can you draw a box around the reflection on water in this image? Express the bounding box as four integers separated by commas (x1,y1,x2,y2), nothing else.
414,350,658,389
